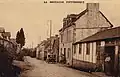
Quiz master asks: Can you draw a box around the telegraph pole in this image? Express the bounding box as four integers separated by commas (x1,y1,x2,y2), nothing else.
49,20,52,53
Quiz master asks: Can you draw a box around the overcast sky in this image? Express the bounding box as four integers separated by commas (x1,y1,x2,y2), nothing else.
0,0,120,48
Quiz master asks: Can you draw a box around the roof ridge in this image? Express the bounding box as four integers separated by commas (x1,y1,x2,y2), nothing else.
74,26,120,44
99,11,113,27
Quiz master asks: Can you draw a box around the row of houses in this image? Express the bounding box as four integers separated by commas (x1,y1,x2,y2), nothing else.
36,35,59,62
35,3,120,76
0,27,21,59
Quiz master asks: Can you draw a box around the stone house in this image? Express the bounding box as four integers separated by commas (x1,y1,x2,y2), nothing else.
0,27,5,38
59,3,113,66
0,37,17,59
36,40,47,60
36,36,57,61
2,32,11,40
52,35,59,62
45,36,57,61
10,38,21,54
73,26,120,76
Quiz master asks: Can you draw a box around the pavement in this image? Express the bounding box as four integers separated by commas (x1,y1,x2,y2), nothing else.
56,63,113,77
92,72,113,77
20,56,98,77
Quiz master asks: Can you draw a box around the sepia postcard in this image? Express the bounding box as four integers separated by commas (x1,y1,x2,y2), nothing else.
0,0,119,77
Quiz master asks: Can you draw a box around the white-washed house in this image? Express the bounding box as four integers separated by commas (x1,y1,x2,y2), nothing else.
59,3,113,66
36,40,46,60
73,26,120,76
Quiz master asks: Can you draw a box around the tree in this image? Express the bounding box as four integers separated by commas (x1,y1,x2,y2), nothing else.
19,28,25,48
16,28,25,48
16,31,20,44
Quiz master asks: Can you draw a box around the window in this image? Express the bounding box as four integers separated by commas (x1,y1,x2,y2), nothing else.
86,43,90,55
67,48,71,58
96,41,101,55
64,48,66,56
79,44,82,54
67,30,69,41
96,41,101,47
68,30,71,42
61,48,62,54
74,45,76,54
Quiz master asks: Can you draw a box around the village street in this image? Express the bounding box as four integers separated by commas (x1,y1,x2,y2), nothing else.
21,56,97,77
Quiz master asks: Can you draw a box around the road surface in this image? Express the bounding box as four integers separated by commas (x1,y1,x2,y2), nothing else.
21,56,97,77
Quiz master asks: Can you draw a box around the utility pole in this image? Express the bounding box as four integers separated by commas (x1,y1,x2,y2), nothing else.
49,20,52,53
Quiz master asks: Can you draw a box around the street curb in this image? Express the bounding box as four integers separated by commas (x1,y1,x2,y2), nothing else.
56,63,98,77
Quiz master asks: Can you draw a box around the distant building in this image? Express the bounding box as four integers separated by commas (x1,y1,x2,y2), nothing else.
52,35,59,62
45,36,57,61
0,27,18,59
36,40,47,60
2,32,11,40
36,35,59,61
10,38,21,54
0,27,5,38
0,37,17,59
59,3,113,66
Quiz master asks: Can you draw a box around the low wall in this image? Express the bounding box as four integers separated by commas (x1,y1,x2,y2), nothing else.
72,59,98,72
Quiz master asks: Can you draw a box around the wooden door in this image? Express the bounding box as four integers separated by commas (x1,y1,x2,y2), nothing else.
104,46,115,76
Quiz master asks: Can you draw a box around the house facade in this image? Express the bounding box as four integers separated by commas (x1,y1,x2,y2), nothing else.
2,32,11,40
36,40,46,60
0,27,5,38
36,36,58,61
59,3,112,66
52,35,59,62
10,38,21,54
73,27,120,76
59,22,74,64
45,36,58,61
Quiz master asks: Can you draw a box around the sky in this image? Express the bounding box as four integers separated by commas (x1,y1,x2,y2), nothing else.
0,0,120,48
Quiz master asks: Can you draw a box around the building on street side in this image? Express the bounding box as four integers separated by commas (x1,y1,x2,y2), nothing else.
36,40,46,60
52,35,59,62
10,38,21,54
73,26,120,76
59,3,113,66
36,35,59,61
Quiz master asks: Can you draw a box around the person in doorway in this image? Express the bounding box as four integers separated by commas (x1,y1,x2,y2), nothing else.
105,55,111,62
105,54,112,76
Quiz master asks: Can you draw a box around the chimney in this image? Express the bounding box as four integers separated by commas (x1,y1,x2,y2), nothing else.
86,3,99,28
87,3,99,12
86,3,99,35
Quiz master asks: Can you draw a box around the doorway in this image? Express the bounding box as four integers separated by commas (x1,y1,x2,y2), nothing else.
104,46,115,76
64,48,66,63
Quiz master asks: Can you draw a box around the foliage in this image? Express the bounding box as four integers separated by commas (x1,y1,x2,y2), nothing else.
16,28,25,48
16,31,20,44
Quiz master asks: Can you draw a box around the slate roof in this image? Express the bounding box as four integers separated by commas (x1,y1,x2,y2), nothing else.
59,10,113,32
59,9,87,32
10,38,17,45
74,26,120,44
2,32,11,37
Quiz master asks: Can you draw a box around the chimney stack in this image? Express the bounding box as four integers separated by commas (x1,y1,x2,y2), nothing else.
87,3,99,12
86,3,99,35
